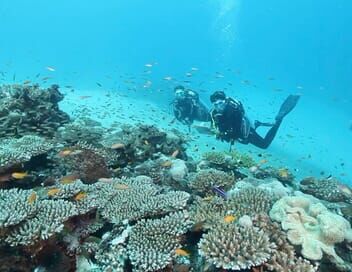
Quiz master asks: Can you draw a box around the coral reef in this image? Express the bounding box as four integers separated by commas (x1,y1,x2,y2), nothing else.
270,194,352,266
226,149,256,168
252,214,318,272
189,168,235,196
55,117,105,144
0,188,78,246
59,144,112,184
0,84,70,138
226,187,274,217
99,176,190,225
101,124,187,163
300,177,352,204
127,211,192,272
0,135,53,171
198,222,275,270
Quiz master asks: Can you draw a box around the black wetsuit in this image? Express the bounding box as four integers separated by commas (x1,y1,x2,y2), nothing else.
173,91,210,125
211,98,282,149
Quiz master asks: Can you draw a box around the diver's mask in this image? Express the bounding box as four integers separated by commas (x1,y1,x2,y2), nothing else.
175,89,186,100
213,99,226,112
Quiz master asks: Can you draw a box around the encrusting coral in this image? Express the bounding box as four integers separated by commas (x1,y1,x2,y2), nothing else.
127,211,192,272
0,135,53,170
198,222,276,270
270,195,352,266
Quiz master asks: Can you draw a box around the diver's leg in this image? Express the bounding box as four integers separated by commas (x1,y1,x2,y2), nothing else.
248,120,282,149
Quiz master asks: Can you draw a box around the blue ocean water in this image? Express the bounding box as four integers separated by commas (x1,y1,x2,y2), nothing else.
1,0,351,183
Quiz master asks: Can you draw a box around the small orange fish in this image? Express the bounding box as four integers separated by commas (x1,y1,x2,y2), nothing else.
111,143,125,150
259,159,268,164
47,188,61,196
74,192,87,201
114,183,129,190
171,149,179,158
224,215,236,223
175,248,190,257
28,192,37,204
58,150,72,157
161,160,172,168
60,174,78,184
11,172,28,179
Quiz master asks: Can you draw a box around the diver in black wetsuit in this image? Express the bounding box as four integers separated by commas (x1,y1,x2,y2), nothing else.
209,91,300,149
172,85,210,127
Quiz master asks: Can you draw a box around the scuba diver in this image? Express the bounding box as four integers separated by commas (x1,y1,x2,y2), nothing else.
172,85,210,129
209,90,300,149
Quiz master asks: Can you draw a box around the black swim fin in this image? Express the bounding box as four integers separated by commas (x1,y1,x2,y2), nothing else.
276,94,300,121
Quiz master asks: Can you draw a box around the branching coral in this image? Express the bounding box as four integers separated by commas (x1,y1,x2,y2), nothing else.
270,195,352,266
226,187,274,217
198,223,275,270
99,176,190,225
127,211,192,272
0,135,53,170
189,168,235,196
0,188,78,246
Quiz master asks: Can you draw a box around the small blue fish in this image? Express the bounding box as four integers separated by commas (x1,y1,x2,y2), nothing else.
212,186,227,199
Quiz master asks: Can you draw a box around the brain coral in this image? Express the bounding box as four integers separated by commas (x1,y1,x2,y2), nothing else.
269,195,352,265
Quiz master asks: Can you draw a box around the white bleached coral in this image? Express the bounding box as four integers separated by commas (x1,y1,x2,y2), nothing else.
269,195,352,265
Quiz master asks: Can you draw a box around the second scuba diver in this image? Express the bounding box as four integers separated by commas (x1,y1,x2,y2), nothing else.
209,90,300,149
172,85,210,129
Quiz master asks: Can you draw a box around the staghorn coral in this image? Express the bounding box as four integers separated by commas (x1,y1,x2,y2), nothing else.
0,135,53,170
189,168,235,196
300,177,352,204
0,188,38,228
127,211,192,272
1,190,78,246
198,222,275,270
94,226,130,272
99,176,190,225
270,195,352,267
0,84,70,138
